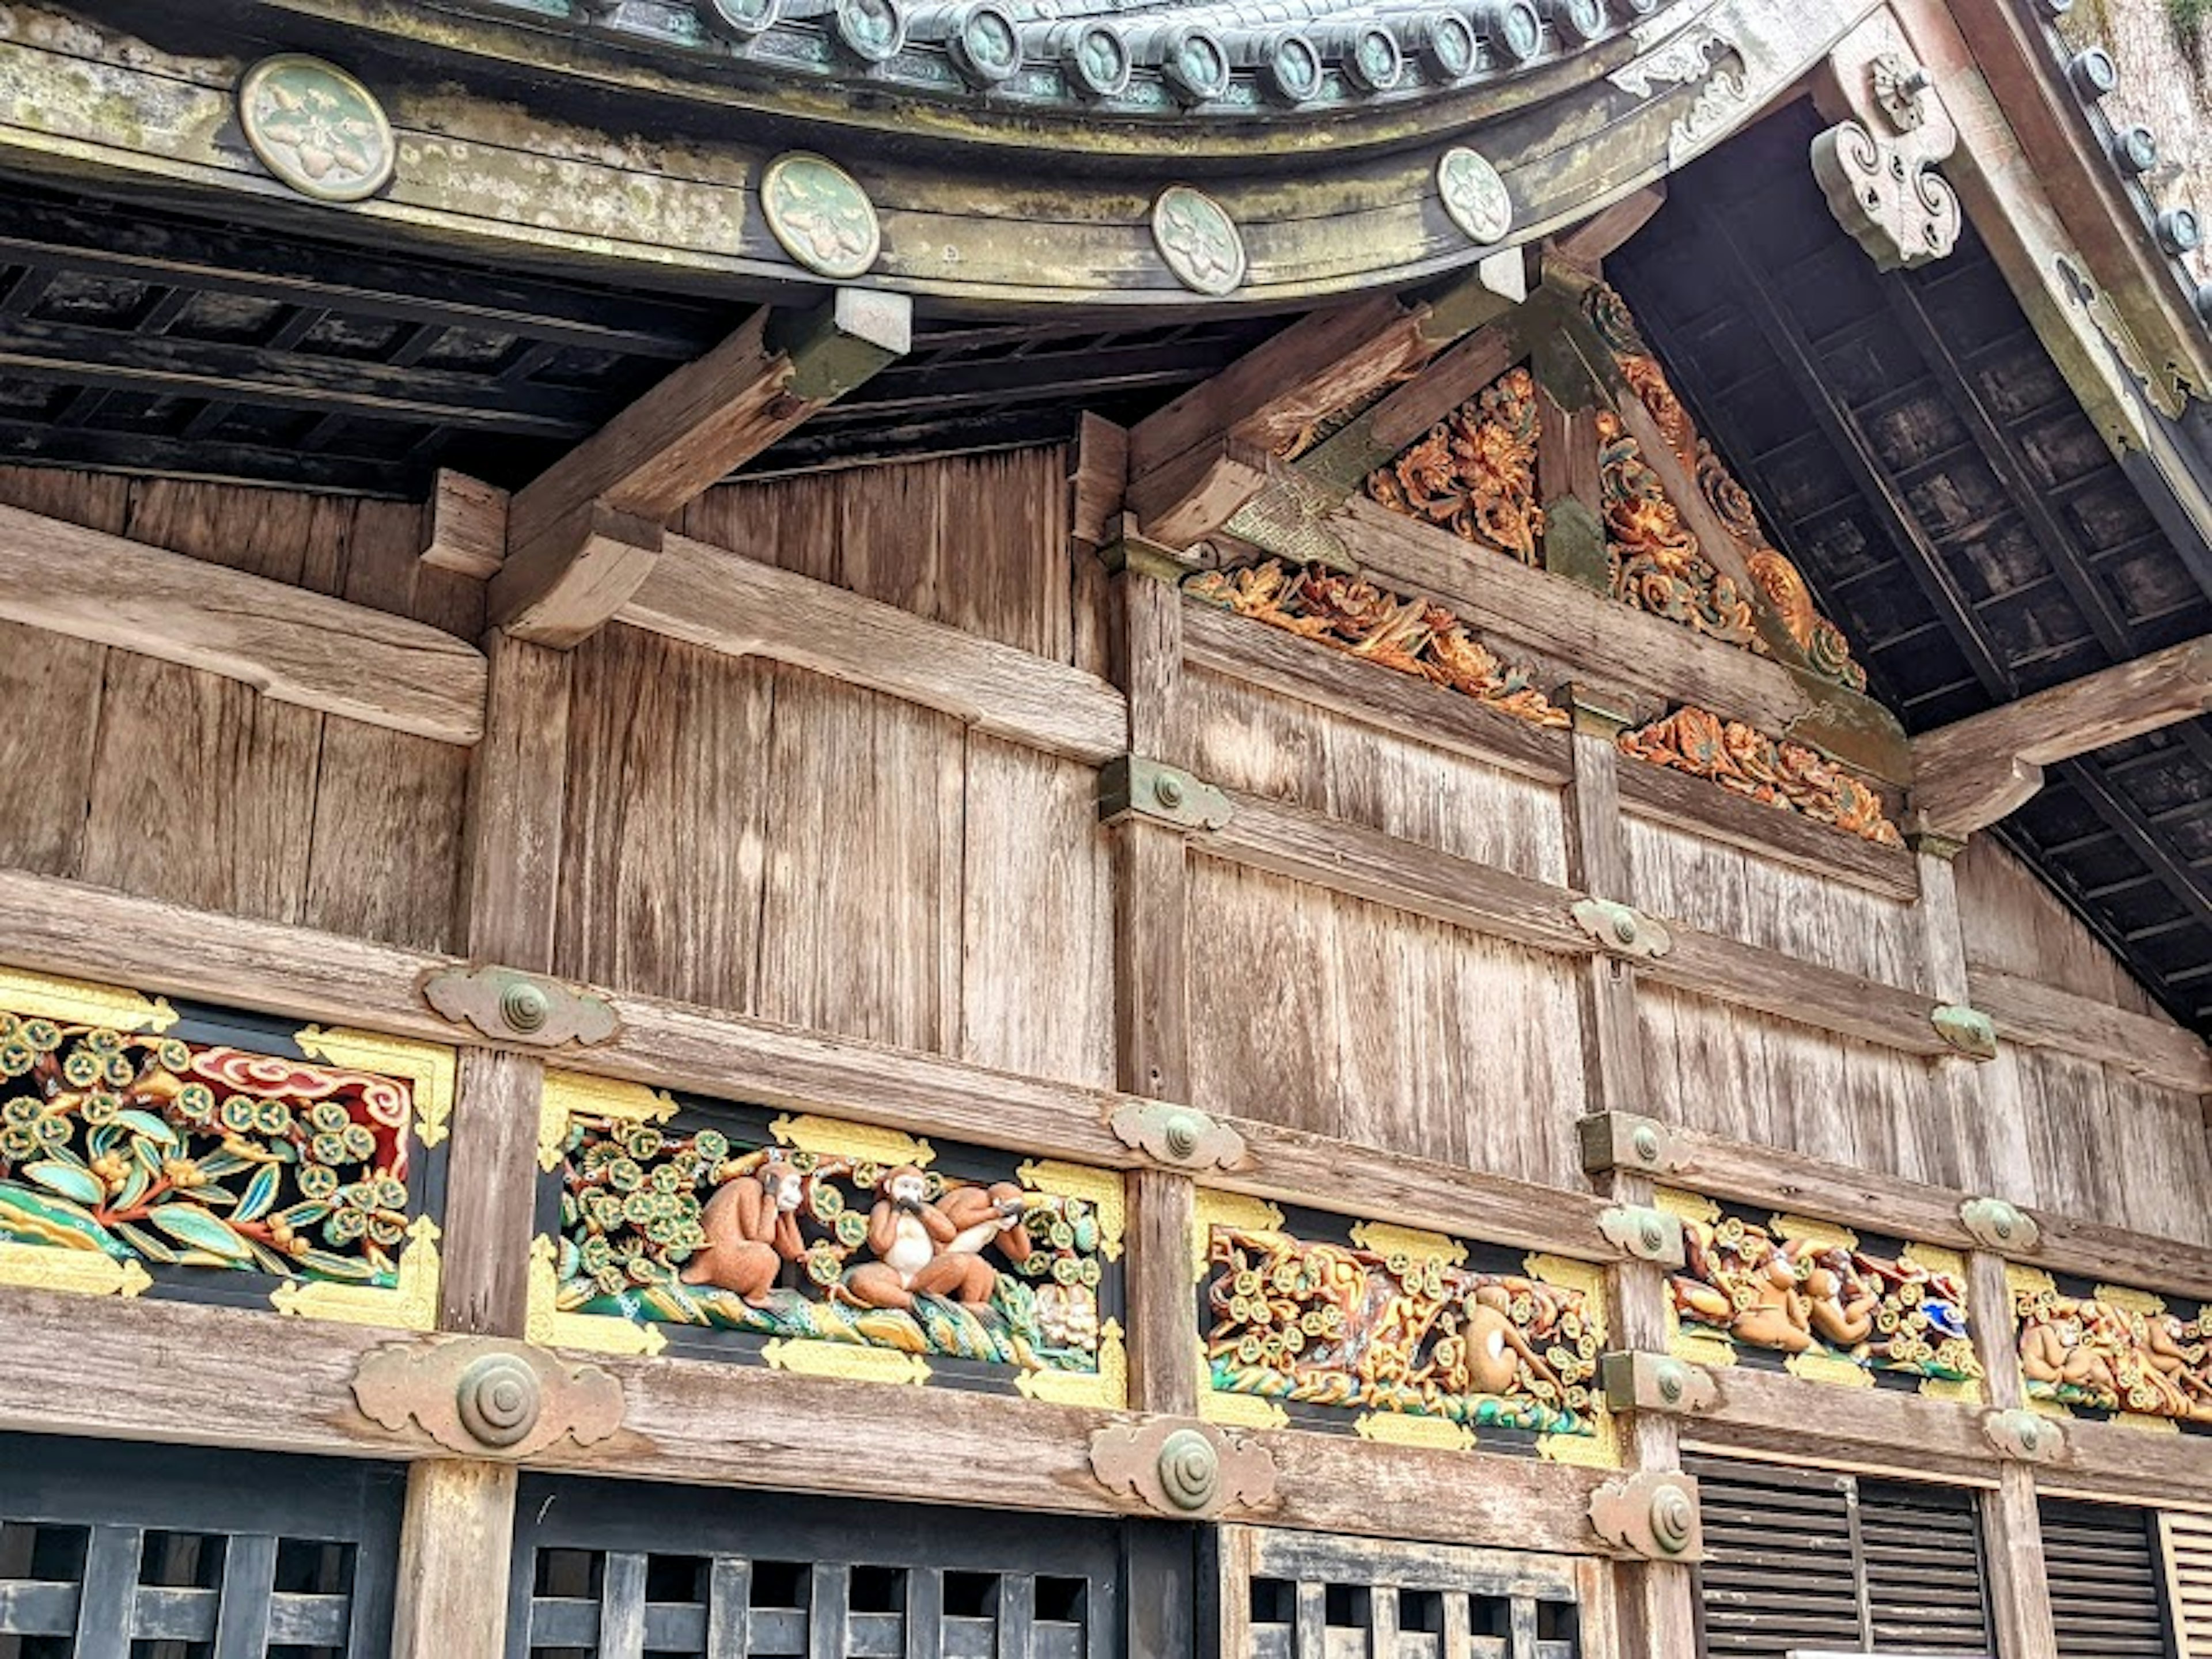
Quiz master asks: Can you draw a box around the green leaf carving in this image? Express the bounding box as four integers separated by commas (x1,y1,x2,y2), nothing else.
0,1184,127,1256
235,1164,281,1224
22,1161,104,1207
145,1203,252,1262
114,1110,178,1147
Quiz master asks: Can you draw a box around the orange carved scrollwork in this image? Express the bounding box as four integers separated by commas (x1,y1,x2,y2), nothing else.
1618,706,1903,847
1363,366,1544,565
1183,559,1567,729
1596,411,1767,653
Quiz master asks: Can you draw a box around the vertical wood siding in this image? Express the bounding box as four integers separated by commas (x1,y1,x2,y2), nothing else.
0,467,478,952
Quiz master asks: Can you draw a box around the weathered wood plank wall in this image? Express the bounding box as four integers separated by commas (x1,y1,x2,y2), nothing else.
0,466,478,952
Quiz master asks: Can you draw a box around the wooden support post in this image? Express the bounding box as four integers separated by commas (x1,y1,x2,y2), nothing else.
1563,694,1695,1659
438,627,573,1338
1968,1249,2062,1659
1108,555,1201,1418
391,1461,518,1659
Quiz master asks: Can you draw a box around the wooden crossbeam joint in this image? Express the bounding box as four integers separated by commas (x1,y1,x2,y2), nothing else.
490,289,911,648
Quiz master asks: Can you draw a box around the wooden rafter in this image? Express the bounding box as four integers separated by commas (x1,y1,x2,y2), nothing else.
1123,257,1524,547
490,289,912,647
1910,636,2212,838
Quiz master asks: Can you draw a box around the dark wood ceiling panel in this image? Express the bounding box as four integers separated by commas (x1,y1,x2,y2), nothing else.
1613,96,2212,1034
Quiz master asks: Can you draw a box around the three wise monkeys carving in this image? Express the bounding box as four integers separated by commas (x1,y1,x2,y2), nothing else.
684,1152,1031,1312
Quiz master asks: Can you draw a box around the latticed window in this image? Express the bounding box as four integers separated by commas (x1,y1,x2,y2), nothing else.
1689,1453,1993,1656
0,1432,403,1657
1224,1525,1582,1658
510,1474,1167,1658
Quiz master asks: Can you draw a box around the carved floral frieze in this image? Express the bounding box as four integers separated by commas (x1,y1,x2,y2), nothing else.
2013,1267,2212,1429
1661,1191,1980,1393
1365,365,1544,564
1618,706,1903,847
0,968,445,1327
1196,1194,1611,1463
535,1073,1125,1404
1181,559,1567,728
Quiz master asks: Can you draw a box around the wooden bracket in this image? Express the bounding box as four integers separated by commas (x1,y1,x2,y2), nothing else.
1983,1407,2064,1464
1588,1471,1703,1562
1089,1421,1277,1520
352,1336,624,1458
424,964,619,1047
1571,898,1671,961
1109,1101,1250,1172
1599,1205,1687,1269
1931,1003,1999,1060
1960,1196,2041,1253
1578,1112,1684,1177
418,469,509,578
1599,1351,1718,1416
1100,756,1233,833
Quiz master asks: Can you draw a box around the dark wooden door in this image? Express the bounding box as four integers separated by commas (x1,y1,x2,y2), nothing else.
0,1431,404,1658
507,1473,1199,1658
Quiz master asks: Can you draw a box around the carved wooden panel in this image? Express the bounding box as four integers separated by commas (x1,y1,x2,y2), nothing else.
2012,1265,2212,1432
1194,1193,1610,1463
0,1431,404,1654
1660,1189,1980,1395
0,965,448,1330
533,1072,1124,1404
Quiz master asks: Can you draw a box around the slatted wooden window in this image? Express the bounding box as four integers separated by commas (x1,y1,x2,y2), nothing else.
0,1431,403,1658
2039,1498,2175,1658
509,1474,1176,1657
1688,1453,1992,1657
2160,1512,2212,1658
1221,1525,1582,1657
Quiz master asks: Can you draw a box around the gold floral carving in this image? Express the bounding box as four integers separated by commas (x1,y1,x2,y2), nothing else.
1364,366,1544,563
1596,411,1765,653
1586,282,1869,692
1182,559,1567,729
1618,706,1903,847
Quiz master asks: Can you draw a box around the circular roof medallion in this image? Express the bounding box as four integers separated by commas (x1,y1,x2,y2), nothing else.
1438,147,1513,245
237,55,395,204
762,152,883,279
1419,12,1478,79
699,0,781,40
950,3,1022,85
1264,32,1324,103
1152,185,1247,297
1066,23,1132,99
1163,26,1232,104
835,0,908,63
1346,25,1405,93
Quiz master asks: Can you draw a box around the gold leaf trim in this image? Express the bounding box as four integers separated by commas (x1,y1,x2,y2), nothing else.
1355,1411,1475,1452
1018,1317,1126,1407
1525,1252,1610,1347
1202,1389,1290,1430
1350,1221,1464,1267
770,1113,933,1169
763,1338,931,1386
1671,1327,1737,1369
296,1026,457,1150
1902,1243,1968,1283
1655,1187,1721,1227
2116,1411,2182,1435
271,1214,439,1331
1919,1376,1984,1404
0,1238,151,1299
1772,1213,1859,1252
525,1235,666,1357
1541,1421,1623,1469
1192,1191,1287,1281
2008,1263,2058,1301
2094,1283,2169,1317
1018,1160,1125,1262
0,968,175,1033
1786,1350,1876,1389
539,1072,682,1173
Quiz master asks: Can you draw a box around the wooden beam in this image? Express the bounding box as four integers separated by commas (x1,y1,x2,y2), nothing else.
491,290,912,647
1969,964,2212,1095
1910,637,2212,836
1125,264,1521,546
1967,1248,2063,1659
1681,1365,1997,1487
619,533,1127,764
392,1463,514,1659
1546,186,1667,274
0,499,486,744
417,470,509,579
